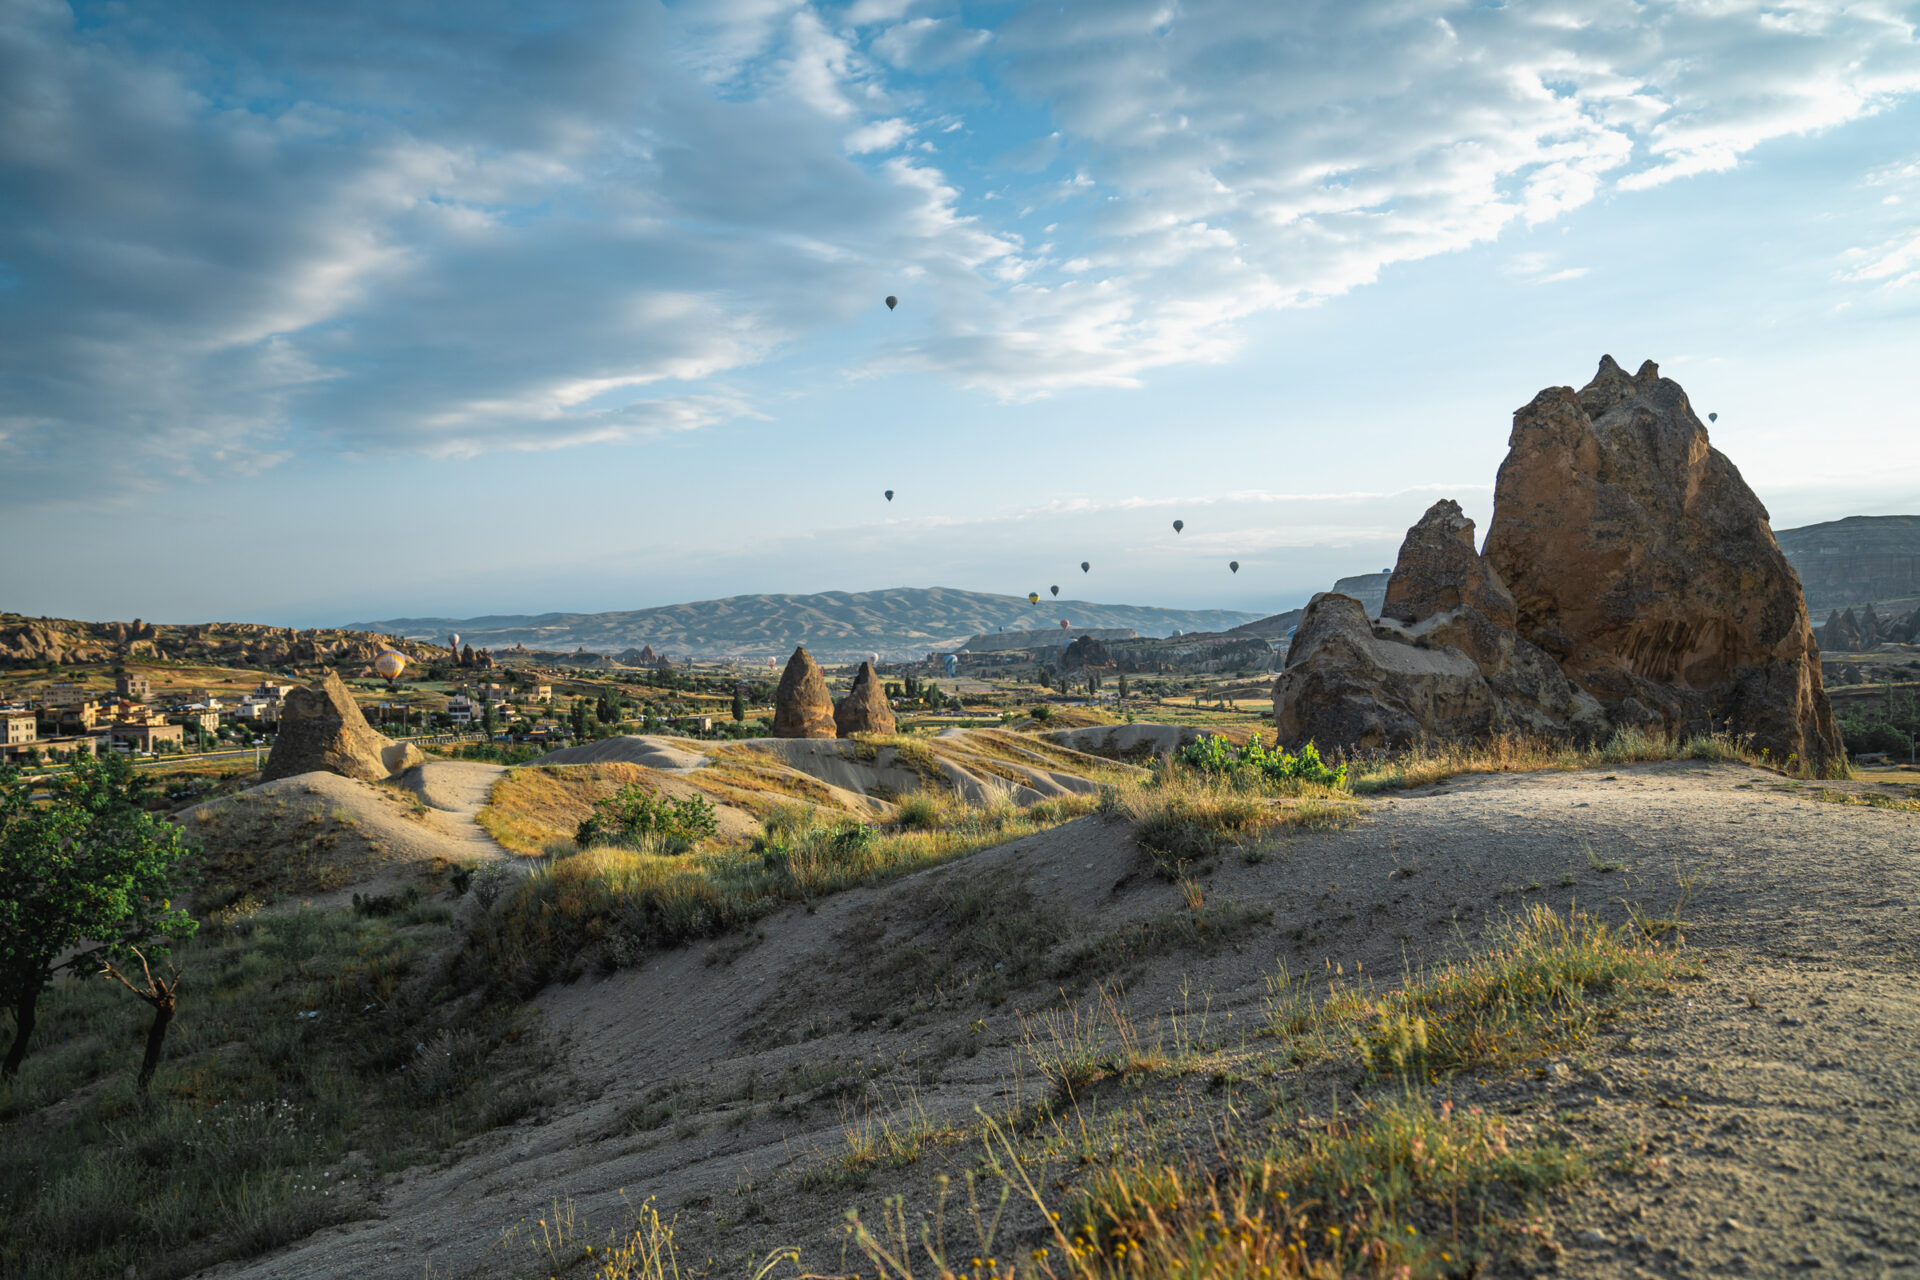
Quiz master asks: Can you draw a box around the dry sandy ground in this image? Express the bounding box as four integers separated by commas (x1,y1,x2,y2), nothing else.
201,761,1918,1280
181,761,512,907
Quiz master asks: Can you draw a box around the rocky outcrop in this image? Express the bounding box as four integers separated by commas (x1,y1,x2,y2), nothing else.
1274,358,1842,769
1483,356,1842,769
772,647,836,738
262,672,408,783
1382,500,1517,630
1858,604,1884,648
1058,636,1116,670
1274,594,1494,750
1819,610,1862,653
834,661,897,737
1278,501,1607,749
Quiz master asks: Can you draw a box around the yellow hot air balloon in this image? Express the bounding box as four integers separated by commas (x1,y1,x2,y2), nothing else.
374,649,407,683
1028,592,1040,606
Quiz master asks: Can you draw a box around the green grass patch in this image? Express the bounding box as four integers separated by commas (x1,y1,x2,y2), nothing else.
0,906,555,1280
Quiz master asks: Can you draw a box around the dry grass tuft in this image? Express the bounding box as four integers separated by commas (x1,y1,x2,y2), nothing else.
1346,728,1824,794
1099,769,1361,877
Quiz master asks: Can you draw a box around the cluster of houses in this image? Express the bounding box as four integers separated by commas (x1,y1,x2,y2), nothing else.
0,672,295,764
443,681,552,724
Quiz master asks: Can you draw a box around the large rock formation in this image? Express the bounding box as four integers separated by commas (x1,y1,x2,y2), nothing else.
834,661,897,737
772,647,836,738
1274,593,1494,750
1058,635,1116,670
262,672,415,782
1483,356,1842,769
1275,357,1842,769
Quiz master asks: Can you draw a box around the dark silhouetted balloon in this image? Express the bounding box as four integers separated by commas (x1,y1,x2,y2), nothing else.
885,296,897,311
1172,520,1184,533
1028,592,1040,606
1050,585,1059,597
1229,561,1239,573
1080,561,1090,573
1708,412,1717,422
884,490,894,501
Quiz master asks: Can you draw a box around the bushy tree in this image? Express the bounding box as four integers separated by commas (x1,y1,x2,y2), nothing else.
0,753,197,1079
731,687,746,722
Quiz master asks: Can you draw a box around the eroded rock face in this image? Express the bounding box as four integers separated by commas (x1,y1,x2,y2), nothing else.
1482,356,1842,768
1273,594,1494,751
262,671,405,783
772,647,836,738
1367,500,1607,742
834,661,897,737
1394,607,1609,742
1058,635,1116,670
1381,500,1517,630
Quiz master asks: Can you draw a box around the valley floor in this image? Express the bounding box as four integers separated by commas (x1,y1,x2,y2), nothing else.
201,762,1919,1280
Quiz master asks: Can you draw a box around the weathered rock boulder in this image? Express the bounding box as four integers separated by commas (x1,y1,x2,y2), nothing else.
1381,499,1518,630
1482,355,1842,769
1058,635,1116,670
834,661,897,737
1273,594,1495,750
772,647,836,738
1819,610,1860,653
262,671,406,782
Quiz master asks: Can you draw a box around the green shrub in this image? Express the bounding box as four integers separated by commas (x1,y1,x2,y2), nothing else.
574,785,719,854
1175,733,1348,789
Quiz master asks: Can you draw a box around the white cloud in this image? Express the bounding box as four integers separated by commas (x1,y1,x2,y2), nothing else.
1841,225,1920,287
871,16,992,70
4,0,1918,497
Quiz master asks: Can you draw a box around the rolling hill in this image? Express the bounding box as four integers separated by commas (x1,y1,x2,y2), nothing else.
348,588,1263,661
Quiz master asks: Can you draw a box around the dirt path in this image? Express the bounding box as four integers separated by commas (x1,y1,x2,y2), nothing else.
202,761,1919,1280
396,759,513,859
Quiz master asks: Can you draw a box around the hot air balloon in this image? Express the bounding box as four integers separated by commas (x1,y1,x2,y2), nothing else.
1059,619,1070,631
1708,412,1718,422
1081,561,1090,573
869,652,879,666
374,649,407,684
1229,561,1239,574
884,490,894,501
1172,520,1184,533
447,633,460,651
885,296,898,311
1028,592,1040,606
1050,585,1060,597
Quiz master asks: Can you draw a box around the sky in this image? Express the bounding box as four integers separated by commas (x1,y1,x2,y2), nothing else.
3,0,1919,628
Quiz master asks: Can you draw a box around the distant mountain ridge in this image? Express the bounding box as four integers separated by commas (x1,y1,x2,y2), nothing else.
348,588,1263,661
1775,515,1920,611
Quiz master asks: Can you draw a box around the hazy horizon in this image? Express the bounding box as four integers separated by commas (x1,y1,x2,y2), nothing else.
6,2,1918,627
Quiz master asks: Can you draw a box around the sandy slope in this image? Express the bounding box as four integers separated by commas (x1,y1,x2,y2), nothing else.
201,761,1919,1279
183,760,513,907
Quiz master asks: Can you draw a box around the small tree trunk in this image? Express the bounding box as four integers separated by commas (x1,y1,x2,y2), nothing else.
137,994,176,1092
3,986,40,1079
